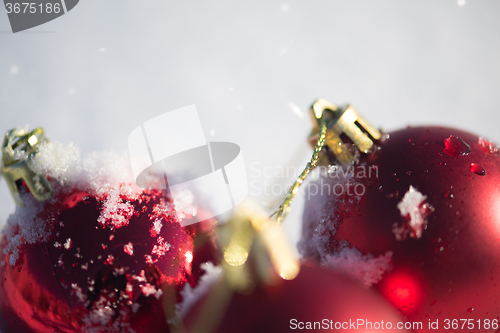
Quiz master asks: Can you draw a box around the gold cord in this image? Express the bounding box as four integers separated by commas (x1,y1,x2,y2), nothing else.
271,116,327,224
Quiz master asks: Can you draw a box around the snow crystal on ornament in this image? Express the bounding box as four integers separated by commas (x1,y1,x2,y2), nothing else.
132,270,147,283
113,267,126,276
141,283,163,299
393,186,433,240
170,187,198,221
64,238,72,249
82,296,114,327
151,236,171,263
123,242,134,256
322,246,392,287
3,138,192,266
176,262,222,317
81,295,135,333
478,137,500,155
71,283,87,303
299,166,362,261
300,163,394,285
97,190,135,229
105,254,114,265
299,197,338,261
27,140,147,201
27,141,81,185
1,195,51,266
150,218,163,237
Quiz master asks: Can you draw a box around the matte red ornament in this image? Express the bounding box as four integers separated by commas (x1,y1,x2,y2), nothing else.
184,265,408,333
301,126,500,331
0,187,216,333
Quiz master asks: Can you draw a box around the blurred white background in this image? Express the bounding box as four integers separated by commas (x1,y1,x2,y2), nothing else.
1,0,499,253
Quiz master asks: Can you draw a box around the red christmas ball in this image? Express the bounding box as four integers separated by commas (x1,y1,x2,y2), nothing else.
300,126,500,331
0,143,218,332
184,265,409,333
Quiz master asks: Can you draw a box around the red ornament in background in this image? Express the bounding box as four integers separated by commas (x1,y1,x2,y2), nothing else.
184,265,409,333
0,128,218,333
301,126,500,331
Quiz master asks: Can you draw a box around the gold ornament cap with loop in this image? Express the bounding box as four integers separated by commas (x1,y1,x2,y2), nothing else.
1,127,53,206
308,99,382,166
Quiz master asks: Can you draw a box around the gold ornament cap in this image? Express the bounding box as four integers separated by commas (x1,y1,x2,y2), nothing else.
308,99,382,165
1,127,52,206
183,201,300,333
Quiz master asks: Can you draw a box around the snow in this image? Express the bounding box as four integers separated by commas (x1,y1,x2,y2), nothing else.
141,283,163,299
123,242,134,256
105,254,115,265
322,246,393,287
1,194,51,266
478,137,500,154
81,295,136,333
150,217,163,237
132,270,147,283
393,185,433,240
1,139,183,266
298,165,361,260
176,262,222,318
170,187,198,220
64,238,72,250
97,190,135,229
27,140,147,230
299,164,392,286
0,136,197,331
71,283,87,303
151,236,172,263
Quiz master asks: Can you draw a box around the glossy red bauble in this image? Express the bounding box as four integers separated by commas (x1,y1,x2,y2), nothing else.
301,126,500,331
184,265,408,333
0,187,216,333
